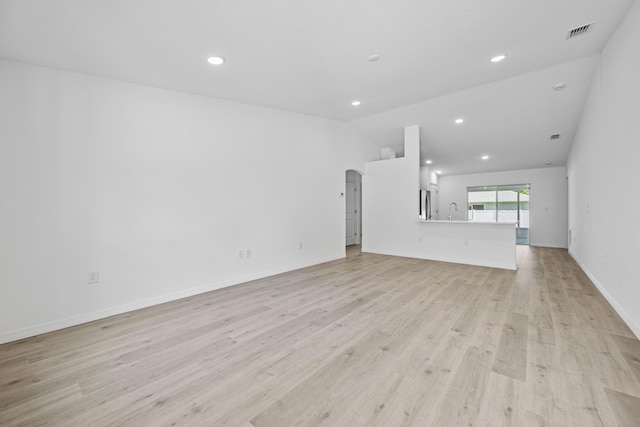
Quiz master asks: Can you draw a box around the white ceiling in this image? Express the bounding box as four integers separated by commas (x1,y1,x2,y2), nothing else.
0,0,635,175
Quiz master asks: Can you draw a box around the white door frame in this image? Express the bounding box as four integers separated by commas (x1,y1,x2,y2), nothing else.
346,170,362,246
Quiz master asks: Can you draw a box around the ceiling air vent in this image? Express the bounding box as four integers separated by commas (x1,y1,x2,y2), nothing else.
550,134,561,140
566,22,594,40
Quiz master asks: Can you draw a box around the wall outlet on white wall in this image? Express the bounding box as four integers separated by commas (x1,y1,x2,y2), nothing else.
88,270,99,284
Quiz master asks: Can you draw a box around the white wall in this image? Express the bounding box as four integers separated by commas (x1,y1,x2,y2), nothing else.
362,126,421,254
419,165,438,189
438,167,568,248
0,59,380,343
567,0,640,339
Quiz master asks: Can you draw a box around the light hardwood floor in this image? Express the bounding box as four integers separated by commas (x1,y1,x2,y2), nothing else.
1,246,640,426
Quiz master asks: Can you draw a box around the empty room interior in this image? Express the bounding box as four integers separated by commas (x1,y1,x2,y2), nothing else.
2,1,640,426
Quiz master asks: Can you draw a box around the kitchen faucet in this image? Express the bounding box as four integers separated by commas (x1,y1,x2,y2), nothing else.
447,202,458,221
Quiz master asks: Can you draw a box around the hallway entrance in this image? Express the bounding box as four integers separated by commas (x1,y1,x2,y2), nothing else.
345,170,362,246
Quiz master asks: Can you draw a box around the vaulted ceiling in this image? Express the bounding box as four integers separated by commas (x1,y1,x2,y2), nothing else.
0,0,635,175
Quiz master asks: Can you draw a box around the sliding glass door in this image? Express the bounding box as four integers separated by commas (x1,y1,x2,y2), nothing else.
467,184,530,245
467,186,497,222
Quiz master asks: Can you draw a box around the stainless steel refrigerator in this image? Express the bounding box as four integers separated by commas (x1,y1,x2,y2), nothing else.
419,189,431,220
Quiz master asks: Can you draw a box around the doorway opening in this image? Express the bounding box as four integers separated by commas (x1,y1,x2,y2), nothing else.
467,184,530,245
345,170,362,248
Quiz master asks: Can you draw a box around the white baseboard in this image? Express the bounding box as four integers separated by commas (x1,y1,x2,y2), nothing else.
0,254,344,345
361,248,517,270
569,249,640,340
530,243,568,249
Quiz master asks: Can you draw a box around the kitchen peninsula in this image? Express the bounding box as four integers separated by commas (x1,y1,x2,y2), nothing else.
416,220,517,270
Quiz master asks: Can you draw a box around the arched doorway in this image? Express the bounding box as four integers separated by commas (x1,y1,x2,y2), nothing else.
345,170,362,247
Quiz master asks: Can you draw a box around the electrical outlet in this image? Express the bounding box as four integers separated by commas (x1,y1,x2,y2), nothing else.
88,270,99,284
239,249,245,259
247,248,252,258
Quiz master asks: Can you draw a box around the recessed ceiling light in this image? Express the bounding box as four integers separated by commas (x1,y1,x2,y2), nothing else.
207,56,225,65
481,155,489,160
490,54,506,63
368,54,381,62
435,170,442,174
351,100,361,106
425,160,433,164
455,118,464,124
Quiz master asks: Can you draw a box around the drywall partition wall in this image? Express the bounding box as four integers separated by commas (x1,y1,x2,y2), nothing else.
0,59,380,343
567,0,640,339
362,126,420,255
438,167,568,248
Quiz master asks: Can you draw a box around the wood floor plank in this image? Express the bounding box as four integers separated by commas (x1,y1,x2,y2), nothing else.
379,329,475,425
612,334,640,384
1,246,640,426
0,383,83,427
429,345,495,426
586,294,636,338
604,388,640,427
583,331,640,396
450,283,491,336
486,270,516,313
249,330,393,427
556,370,618,426
476,372,521,426
492,312,529,381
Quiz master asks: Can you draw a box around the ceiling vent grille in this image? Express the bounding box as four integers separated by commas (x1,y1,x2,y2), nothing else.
550,134,561,140
566,22,594,39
